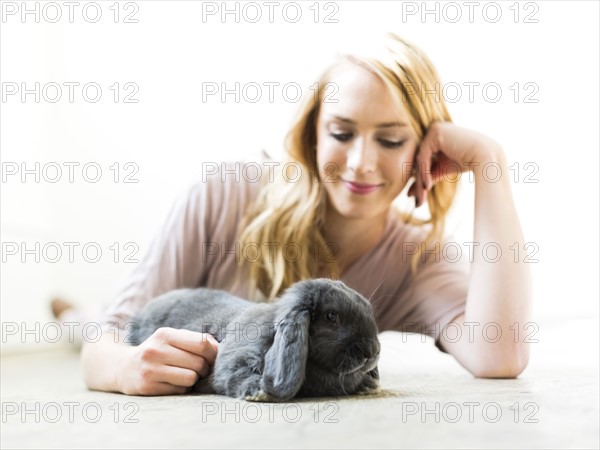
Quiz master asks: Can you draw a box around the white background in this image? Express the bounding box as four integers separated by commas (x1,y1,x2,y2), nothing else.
1,0,598,351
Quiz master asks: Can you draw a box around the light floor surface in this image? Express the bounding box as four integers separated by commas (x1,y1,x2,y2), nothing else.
1,318,599,449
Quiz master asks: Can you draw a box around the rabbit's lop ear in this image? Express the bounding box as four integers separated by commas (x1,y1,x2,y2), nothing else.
261,285,314,401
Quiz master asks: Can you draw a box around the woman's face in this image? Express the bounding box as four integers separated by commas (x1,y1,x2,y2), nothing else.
316,63,419,220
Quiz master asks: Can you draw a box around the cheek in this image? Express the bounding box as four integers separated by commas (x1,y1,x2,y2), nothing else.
316,146,345,180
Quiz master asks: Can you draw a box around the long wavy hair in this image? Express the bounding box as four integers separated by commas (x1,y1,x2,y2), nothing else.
232,33,458,301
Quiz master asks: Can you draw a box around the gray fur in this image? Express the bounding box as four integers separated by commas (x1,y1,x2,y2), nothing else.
128,278,380,402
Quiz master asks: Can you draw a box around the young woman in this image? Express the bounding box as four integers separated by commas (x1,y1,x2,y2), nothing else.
81,33,532,395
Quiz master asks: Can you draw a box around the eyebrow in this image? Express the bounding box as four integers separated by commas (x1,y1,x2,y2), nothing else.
328,115,409,128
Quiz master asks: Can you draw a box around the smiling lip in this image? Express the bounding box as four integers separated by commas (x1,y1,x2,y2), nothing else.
343,180,383,195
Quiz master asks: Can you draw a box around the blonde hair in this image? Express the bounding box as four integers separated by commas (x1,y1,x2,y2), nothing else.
233,32,458,301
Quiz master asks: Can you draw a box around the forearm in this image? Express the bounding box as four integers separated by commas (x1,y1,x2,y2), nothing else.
81,334,132,393
465,147,533,373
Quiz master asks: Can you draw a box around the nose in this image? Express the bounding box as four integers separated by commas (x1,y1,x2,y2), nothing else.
347,138,378,175
358,339,381,360
360,340,380,373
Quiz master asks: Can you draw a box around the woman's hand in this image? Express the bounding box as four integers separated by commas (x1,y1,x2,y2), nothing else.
408,121,504,207
117,327,219,396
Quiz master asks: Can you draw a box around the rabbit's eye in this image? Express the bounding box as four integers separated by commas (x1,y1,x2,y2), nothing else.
325,312,338,324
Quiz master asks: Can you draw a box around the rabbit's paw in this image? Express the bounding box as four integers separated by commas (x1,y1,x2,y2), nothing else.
355,384,382,396
354,368,381,395
244,389,275,402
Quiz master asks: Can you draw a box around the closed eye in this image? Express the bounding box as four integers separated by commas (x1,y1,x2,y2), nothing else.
378,139,405,149
330,132,352,142
329,133,405,149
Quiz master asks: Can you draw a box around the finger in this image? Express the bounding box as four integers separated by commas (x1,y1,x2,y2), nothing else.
416,145,435,200
164,329,219,365
162,345,213,377
154,365,200,388
431,152,462,185
412,153,423,207
143,382,190,396
407,180,416,198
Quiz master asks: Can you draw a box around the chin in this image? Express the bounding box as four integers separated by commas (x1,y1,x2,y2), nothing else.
328,200,381,220
327,189,386,215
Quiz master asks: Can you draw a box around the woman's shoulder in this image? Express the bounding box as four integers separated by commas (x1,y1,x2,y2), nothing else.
181,155,273,236
188,156,270,202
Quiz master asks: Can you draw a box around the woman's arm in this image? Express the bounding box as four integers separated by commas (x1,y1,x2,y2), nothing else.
414,123,533,378
82,174,226,394
81,329,219,395
439,148,532,378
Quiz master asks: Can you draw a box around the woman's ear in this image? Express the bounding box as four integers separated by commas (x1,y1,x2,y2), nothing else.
261,290,315,400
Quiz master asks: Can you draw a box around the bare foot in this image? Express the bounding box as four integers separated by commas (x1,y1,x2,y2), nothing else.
50,298,74,319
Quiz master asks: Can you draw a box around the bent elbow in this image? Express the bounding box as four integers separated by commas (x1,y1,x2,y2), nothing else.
473,366,523,379
471,354,530,379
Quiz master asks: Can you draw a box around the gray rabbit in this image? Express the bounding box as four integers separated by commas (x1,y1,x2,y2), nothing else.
128,278,381,402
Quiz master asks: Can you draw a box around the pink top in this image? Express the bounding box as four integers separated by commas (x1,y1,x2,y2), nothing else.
100,162,469,353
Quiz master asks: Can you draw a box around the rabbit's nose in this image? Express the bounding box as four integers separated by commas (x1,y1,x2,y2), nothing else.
360,340,380,359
